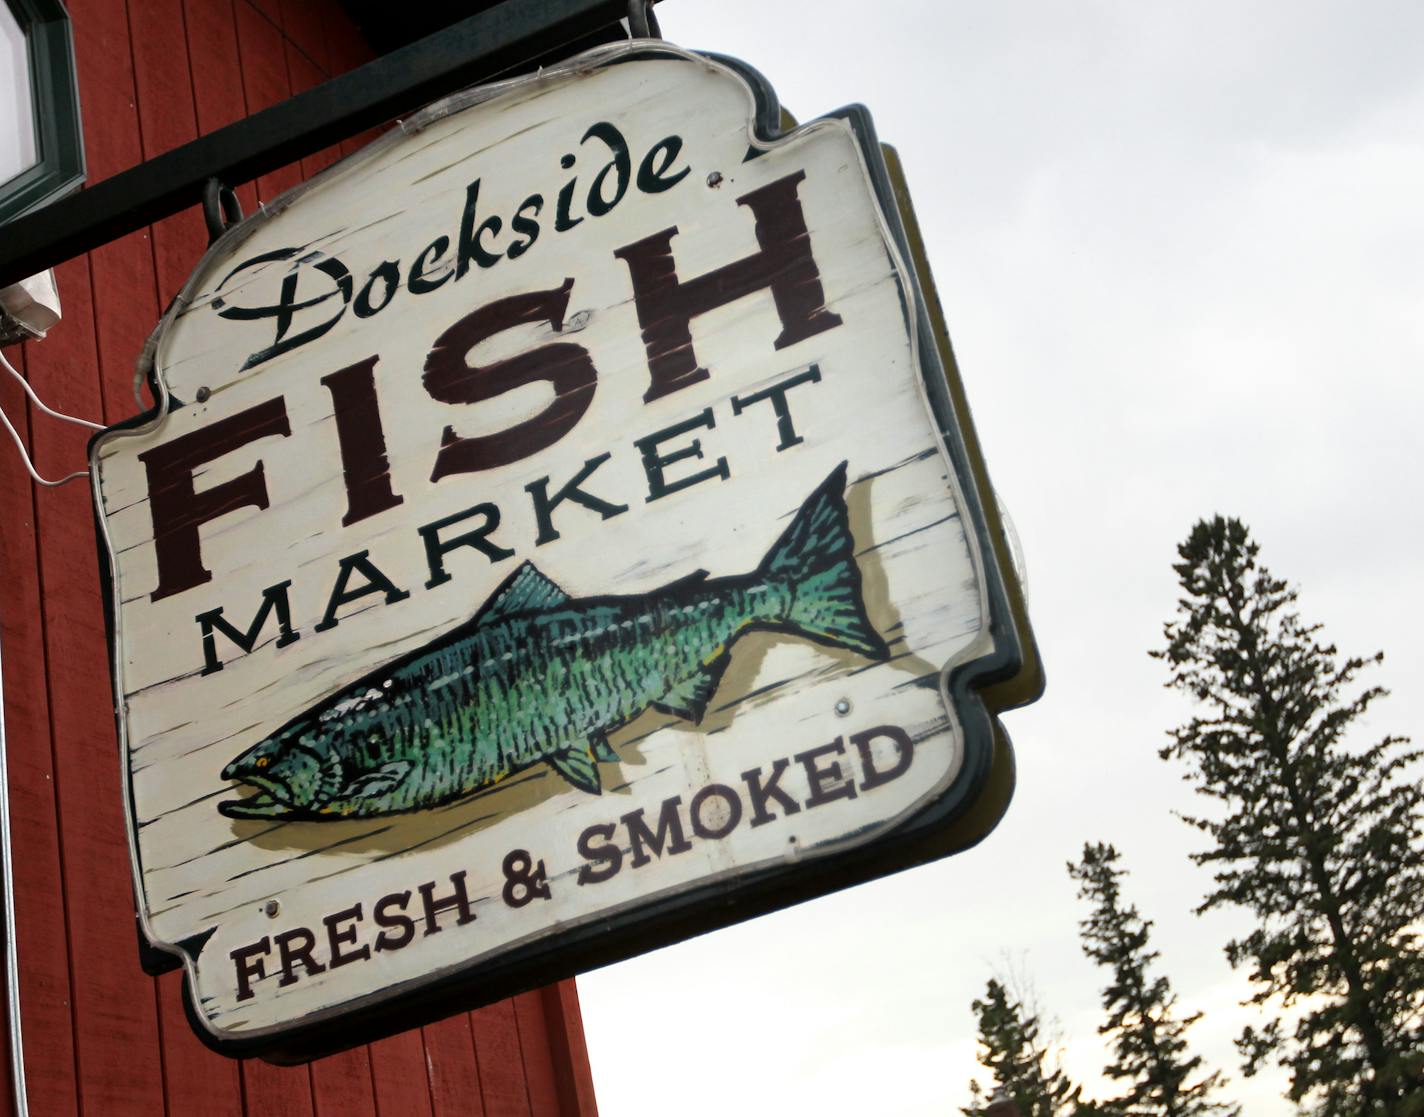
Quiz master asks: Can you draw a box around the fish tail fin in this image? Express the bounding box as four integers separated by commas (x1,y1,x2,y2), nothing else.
758,462,889,662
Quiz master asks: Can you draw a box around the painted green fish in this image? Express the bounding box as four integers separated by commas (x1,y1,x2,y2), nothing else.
219,462,887,820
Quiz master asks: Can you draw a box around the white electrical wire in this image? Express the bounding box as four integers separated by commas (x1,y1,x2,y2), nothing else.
0,404,89,488
0,634,29,1117
0,348,103,488
0,349,103,431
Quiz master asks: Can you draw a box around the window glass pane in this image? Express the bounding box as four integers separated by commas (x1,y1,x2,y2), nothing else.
0,1,36,187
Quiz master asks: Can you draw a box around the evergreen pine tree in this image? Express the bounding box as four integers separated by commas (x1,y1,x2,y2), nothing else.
964,978,1086,1117
1069,842,1236,1117
1155,516,1424,1114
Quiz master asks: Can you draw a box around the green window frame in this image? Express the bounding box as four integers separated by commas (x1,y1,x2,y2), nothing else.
0,0,83,226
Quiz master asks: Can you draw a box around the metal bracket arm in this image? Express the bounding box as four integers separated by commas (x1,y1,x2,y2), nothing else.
0,0,642,289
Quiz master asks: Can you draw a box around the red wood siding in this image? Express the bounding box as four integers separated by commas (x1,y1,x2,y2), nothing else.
0,2,599,1113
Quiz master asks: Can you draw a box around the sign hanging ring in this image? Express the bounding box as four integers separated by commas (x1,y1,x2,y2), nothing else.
627,0,661,40
202,179,244,245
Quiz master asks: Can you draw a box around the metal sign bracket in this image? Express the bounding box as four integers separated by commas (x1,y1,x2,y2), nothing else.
0,0,645,288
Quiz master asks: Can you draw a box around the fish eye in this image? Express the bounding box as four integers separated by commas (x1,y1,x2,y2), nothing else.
256,757,270,768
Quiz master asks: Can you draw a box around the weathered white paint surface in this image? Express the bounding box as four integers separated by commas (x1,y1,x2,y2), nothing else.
92,44,1000,1044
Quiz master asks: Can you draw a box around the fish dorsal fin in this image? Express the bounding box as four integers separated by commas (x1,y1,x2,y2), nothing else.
479,562,569,625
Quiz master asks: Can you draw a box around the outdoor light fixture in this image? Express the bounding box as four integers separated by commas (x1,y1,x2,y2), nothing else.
0,0,82,227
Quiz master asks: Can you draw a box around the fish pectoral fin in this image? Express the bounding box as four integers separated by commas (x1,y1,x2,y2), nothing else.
339,760,412,799
547,744,602,795
591,732,620,764
652,665,726,724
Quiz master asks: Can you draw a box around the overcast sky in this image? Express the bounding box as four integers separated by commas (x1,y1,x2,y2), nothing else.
577,3,1424,1113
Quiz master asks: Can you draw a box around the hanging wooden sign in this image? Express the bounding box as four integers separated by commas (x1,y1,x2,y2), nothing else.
90,41,1040,1061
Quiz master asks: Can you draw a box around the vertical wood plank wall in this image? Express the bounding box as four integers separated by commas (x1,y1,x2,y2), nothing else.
0,1,600,1113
